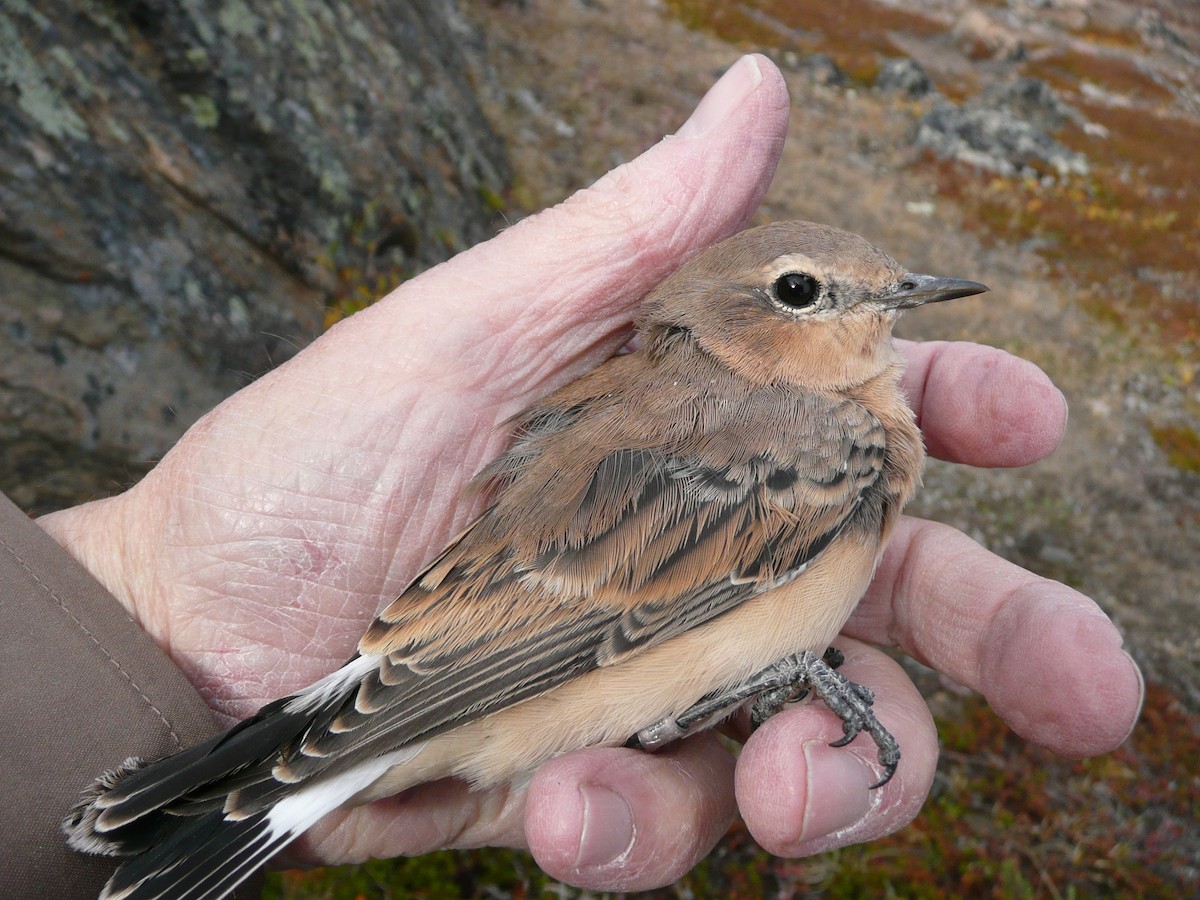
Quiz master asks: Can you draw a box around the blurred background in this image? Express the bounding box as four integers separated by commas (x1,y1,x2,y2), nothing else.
2,0,1196,895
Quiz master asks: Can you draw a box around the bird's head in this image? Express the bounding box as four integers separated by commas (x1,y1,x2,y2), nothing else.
637,221,987,391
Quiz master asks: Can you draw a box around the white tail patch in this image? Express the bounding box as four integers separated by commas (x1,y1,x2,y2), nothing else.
284,654,380,713
263,742,425,842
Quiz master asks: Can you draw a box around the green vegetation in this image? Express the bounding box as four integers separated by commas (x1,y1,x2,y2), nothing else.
319,203,418,328
1151,424,1200,474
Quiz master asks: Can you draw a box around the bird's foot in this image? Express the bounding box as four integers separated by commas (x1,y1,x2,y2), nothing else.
630,647,898,788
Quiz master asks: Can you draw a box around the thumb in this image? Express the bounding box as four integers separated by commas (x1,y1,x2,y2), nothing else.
316,53,790,409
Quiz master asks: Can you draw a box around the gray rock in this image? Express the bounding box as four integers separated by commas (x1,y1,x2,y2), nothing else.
980,77,1078,133
915,78,1088,177
801,54,847,87
1133,8,1188,51
0,0,510,512
875,58,933,98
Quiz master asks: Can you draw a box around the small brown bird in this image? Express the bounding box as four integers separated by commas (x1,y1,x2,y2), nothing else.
65,221,986,899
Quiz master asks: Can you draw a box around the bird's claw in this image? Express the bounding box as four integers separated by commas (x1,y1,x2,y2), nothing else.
633,647,899,787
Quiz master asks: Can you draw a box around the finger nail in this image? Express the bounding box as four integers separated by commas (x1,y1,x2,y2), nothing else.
799,741,876,843
675,55,763,139
1122,650,1146,739
574,784,635,868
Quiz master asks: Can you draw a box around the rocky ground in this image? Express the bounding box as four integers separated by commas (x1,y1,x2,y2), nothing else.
0,3,511,513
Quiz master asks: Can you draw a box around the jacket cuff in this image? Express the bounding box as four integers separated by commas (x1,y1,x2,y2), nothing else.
0,492,231,897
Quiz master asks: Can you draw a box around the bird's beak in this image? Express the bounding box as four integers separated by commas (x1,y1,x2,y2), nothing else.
881,274,989,310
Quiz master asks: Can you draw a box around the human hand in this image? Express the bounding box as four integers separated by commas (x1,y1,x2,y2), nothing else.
39,54,1142,890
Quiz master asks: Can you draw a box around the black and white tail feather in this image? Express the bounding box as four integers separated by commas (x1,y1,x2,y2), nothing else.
62,657,419,900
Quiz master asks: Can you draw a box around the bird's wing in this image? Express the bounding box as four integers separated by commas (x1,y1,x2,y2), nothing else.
277,382,888,789
93,367,888,826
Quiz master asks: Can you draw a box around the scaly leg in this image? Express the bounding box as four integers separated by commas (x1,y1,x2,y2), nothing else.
632,647,899,788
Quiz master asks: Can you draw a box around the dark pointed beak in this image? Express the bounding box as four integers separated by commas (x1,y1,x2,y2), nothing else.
881,273,989,310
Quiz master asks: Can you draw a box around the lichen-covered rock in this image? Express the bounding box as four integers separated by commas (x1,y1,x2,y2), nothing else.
0,0,510,512
916,78,1088,178
875,58,933,98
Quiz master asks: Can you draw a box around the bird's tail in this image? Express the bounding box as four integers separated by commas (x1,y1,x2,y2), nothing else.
96,808,283,900
62,698,315,900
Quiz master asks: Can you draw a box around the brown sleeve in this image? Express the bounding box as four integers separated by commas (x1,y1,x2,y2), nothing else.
0,492,260,897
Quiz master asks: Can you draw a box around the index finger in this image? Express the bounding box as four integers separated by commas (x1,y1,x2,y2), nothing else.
845,517,1143,757
898,339,1068,469
312,54,789,418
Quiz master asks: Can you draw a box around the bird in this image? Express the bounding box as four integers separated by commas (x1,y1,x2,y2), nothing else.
64,220,987,899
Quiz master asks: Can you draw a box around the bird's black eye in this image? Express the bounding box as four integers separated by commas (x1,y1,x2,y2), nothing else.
773,273,819,309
